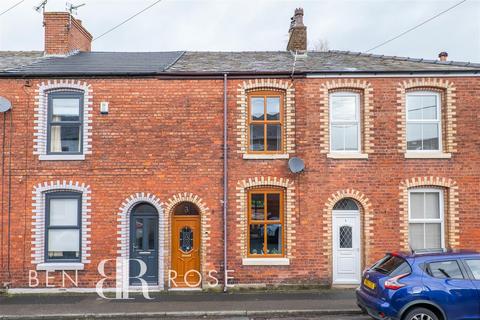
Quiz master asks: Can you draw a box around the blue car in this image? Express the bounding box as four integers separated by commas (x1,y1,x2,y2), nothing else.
356,250,480,320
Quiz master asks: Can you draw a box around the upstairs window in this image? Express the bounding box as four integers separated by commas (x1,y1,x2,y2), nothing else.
248,91,283,153
45,192,82,262
329,92,360,153
406,91,441,151
47,91,83,154
408,188,444,250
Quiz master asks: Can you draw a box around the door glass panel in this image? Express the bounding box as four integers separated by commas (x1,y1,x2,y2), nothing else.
180,227,193,253
135,218,144,250
339,226,353,248
174,202,199,215
465,260,480,280
249,124,264,151
249,224,264,255
333,198,358,210
267,193,280,220
250,97,264,120
251,193,264,220
267,224,282,254
146,219,155,250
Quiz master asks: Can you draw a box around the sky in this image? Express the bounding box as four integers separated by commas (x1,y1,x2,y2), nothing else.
0,0,479,62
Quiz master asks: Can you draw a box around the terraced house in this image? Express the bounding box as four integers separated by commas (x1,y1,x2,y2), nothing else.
0,8,479,292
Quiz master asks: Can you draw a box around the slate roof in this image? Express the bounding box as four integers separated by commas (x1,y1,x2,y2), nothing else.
1,50,479,76
0,51,44,72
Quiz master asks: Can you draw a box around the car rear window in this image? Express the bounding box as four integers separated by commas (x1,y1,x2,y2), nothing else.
371,254,411,276
465,260,480,280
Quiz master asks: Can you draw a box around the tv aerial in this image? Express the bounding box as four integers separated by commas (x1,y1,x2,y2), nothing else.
34,0,48,13
66,2,85,15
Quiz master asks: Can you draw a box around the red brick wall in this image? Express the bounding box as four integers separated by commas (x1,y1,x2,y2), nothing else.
0,75,479,288
44,12,92,55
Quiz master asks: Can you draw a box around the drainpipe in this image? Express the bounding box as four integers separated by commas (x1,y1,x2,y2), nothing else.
223,73,228,292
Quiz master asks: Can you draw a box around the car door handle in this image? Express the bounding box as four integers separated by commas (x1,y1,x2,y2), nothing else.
138,251,151,255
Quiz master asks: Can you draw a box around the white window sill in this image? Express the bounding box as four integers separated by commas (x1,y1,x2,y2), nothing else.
39,154,85,161
36,263,84,271
327,153,368,159
242,258,290,266
405,152,451,159
243,154,289,160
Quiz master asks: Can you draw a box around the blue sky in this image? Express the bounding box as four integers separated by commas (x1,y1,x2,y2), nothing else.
0,0,479,62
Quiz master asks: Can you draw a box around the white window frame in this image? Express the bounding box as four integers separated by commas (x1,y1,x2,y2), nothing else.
329,92,361,153
408,188,445,250
406,91,442,153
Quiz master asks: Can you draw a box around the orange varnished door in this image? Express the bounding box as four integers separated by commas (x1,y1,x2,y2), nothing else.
171,215,200,288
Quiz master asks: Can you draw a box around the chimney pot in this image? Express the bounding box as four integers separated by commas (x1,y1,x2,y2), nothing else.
287,8,307,52
438,51,448,62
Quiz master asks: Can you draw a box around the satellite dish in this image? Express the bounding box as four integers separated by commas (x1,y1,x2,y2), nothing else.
0,97,12,113
288,157,305,173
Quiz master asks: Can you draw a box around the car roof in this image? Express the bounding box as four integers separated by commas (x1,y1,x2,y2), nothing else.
389,250,479,262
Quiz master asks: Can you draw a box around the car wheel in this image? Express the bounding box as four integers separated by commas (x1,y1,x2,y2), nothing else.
404,307,439,320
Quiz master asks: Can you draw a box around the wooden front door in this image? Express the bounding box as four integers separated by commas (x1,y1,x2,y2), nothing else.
171,214,201,288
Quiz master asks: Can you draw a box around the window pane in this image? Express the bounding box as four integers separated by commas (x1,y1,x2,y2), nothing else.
249,124,264,151
52,98,80,122
406,123,422,150
331,124,345,151
409,223,424,250
422,124,439,150
266,97,280,120
425,223,442,249
267,224,282,254
49,198,78,226
48,229,79,259
50,125,81,153
249,224,264,255
135,218,144,250
344,124,359,151
422,95,438,120
331,95,357,121
251,193,265,220
425,192,440,219
429,261,463,279
466,260,480,280
266,124,281,151
407,95,423,120
267,193,280,220
250,97,264,121
410,193,424,219
146,219,155,250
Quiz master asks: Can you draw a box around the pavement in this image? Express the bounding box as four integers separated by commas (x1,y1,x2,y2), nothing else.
0,289,363,319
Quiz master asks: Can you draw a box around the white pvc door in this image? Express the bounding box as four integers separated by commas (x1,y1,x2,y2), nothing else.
333,212,361,284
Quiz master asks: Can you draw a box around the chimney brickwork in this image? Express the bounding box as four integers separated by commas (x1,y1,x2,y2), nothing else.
438,51,448,62
287,8,307,52
44,12,92,55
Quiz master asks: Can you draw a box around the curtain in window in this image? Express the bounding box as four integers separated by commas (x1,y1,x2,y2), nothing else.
50,115,62,152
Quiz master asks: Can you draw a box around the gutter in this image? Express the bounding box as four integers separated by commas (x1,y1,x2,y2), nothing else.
222,73,228,292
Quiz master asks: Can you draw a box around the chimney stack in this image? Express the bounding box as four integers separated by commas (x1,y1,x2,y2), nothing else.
43,12,92,56
438,51,448,62
287,8,307,52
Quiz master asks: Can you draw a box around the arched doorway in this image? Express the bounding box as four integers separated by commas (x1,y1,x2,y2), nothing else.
171,201,201,288
332,198,361,285
129,202,159,285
